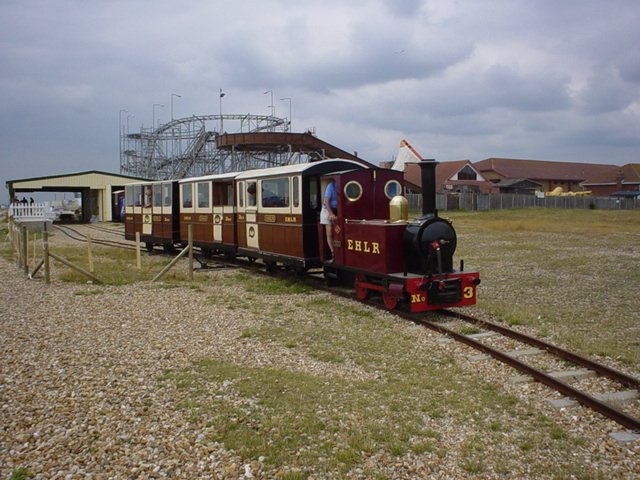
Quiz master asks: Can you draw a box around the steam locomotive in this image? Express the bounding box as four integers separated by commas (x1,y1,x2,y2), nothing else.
124,158,479,311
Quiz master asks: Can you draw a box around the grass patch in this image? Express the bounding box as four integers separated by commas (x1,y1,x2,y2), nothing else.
226,271,314,295
9,468,32,480
451,209,640,365
163,357,520,475
160,267,596,477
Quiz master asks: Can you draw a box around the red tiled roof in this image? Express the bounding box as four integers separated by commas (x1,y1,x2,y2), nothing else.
474,158,619,182
582,163,640,185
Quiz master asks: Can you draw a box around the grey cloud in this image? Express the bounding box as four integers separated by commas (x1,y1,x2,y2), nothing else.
575,67,639,114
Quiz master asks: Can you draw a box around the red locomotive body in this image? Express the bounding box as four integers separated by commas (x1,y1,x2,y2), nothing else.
322,160,479,311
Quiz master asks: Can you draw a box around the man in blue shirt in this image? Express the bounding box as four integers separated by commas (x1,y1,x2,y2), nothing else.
320,179,338,260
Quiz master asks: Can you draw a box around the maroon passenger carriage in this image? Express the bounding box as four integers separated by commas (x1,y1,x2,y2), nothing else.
178,173,237,257
232,160,367,270
124,180,180,251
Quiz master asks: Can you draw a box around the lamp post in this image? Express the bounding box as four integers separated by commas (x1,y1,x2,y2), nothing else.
126,113,135,134
280,97,292,132
171,94,181,120
264,90,274,117
219,88,225,132
119,109,128,159
153,103,164,129
119,109,128,135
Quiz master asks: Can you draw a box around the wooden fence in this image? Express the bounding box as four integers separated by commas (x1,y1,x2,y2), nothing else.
407,193,640,212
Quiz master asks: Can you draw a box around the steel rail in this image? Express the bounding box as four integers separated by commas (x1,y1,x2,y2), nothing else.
405,314,640,432
441,309,640,389
52,225,137,251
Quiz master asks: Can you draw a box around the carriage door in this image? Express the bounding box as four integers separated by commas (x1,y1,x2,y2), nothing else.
212,181,229,243
245,180,259,249
142,185,153,236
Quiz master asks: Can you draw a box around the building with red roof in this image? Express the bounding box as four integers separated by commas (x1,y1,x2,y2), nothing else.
473,158,619,193
581,163,640,196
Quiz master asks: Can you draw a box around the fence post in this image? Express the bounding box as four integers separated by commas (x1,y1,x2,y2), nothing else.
21,225,28,274
135,232,141,270
87,233,94,273
188,224,193,281
43,227,50,284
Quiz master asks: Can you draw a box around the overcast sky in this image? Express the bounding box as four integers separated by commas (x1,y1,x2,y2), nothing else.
1,0,639,199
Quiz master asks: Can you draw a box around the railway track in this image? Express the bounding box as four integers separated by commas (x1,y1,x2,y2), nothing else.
52,224,137,251
306,275,640,434
422,310,640,433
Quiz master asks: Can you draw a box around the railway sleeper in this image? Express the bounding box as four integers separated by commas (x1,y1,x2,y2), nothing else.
549,389,639,409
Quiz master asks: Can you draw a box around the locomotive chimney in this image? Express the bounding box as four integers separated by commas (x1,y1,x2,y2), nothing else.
418,159,439,216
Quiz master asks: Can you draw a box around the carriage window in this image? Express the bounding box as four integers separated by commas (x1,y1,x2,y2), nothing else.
143,185,152,207
153,184,162,207
133,185,142,206
162,183,172,207
344,181,363,202
247,181,257,207
226,184,234,206
293,177,299,208
262,178,289,208
197,182,210,208
384,180,402,199
182,183,193,208
125,185,134,207
238,181,245,208
309,178,319,209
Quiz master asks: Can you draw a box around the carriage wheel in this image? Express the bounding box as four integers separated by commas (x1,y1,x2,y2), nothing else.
355,274,369,300
382,292,398,310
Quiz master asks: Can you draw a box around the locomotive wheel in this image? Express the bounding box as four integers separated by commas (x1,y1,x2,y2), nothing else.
355,274,369,300
382,292,398,310
265,261,277,273
145,242,154,252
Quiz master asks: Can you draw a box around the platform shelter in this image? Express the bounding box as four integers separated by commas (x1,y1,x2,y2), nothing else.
6,171,148,222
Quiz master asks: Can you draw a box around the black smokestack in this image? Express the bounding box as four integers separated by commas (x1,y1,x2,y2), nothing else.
418,159,438,216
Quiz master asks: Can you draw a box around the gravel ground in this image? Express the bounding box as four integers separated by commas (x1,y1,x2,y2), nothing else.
1,223,639,479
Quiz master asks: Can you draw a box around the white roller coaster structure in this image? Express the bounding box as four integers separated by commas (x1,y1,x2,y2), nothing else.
119,113,314,180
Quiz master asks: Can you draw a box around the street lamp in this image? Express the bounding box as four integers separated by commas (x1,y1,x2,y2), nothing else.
153,103,165,129
280,97,292,132
119,109,128,158
171,94,181,120
119,109,128,134
219,88,226,132
264,90,274,117
126,113,135,134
